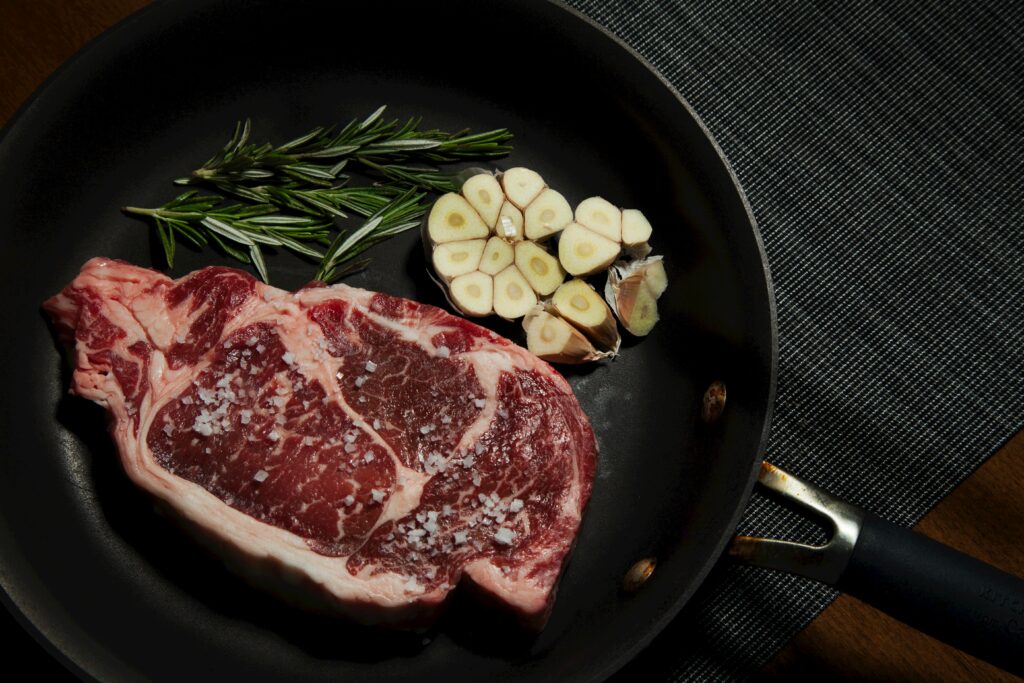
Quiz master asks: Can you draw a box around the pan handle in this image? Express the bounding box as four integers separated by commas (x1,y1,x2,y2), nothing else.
729,462,1024,676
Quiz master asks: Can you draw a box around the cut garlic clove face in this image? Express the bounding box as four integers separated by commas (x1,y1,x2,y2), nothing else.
524,188,573,240
641,258,668,298
495,201,525,241
557,222,622,276
479,236,515,276
621,208,653,248
428,193,490,244
501,167,546,210
514,240,565,296
461,173,504,228
431,239,487,282
449,271,494,317
551,278,619,351
575,196,622,242
523,308,605,364
493,265,538,320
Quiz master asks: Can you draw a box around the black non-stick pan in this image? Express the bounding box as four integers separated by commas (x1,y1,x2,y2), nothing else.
0,1,1021,680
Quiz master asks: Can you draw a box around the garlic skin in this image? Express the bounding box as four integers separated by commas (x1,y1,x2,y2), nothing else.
604,256,667,336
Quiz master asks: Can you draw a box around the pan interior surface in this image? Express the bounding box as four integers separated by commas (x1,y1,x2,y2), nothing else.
0,1,776,681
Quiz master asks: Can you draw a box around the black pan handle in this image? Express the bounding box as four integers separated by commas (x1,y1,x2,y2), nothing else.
729,462,1024,676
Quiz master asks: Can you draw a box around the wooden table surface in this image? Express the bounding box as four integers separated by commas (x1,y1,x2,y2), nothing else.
2,2,1022,681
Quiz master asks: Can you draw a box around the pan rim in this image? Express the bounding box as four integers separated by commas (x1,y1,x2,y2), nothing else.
0,1,779,681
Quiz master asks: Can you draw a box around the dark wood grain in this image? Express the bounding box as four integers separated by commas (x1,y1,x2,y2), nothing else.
759,430,1024,682
2,2,1022,681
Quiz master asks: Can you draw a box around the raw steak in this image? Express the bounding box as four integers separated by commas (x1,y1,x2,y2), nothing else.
44,258,597,628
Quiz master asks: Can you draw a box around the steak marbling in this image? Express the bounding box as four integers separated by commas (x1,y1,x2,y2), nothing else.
44,258,597,628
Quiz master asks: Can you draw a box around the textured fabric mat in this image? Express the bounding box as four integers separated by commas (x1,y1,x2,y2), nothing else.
564,1,1024,680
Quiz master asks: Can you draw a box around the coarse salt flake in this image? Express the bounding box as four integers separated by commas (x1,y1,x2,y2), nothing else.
267,430,280,441
343,495,355,506
365,360,377,373
435,346,450,358
253,469,269,482
473,398,486,409
364,451,375,463
371,489,385,503
509,499,524,513
281,351,295,364
372,418,381,430
354,375,367,388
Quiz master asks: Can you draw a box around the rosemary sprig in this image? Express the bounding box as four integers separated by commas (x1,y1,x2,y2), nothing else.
125,106,513,284
315,188,427,283
176,106,513,192
123,191,332,282
234,182,414,219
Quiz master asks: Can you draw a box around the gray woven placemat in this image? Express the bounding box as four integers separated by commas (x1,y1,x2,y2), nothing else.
565,1,1024,680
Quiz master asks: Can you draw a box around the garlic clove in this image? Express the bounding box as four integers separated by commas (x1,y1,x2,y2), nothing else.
524,188,573,240
523,307,610,364
500,167,546,210
431,239,487,282
621,208,653,254
493,265,538,320
427,193,490,244
495,200,525,241
550,278,620,352
514,240,565,296
449,271,494,317
605,256,667,336
479,236,515,276
461,173,504,228
557,222,622,276
575,196,622,242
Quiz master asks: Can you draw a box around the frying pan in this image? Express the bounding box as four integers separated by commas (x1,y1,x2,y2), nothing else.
0,1,1021,680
